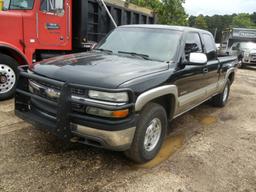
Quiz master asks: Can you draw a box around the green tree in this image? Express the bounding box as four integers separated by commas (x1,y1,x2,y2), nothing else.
130,0,188,25
250,12,256,24
232,13,256,28
188,13,256,43
130,0,162,10
204,14,235,42
194,15,208,29
157,0,188,25
188,16,196,27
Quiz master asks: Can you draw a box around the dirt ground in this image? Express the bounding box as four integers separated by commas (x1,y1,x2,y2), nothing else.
0,68,256,192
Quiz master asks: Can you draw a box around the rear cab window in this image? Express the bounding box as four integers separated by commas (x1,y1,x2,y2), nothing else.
202,33,217,60
184,32,203,60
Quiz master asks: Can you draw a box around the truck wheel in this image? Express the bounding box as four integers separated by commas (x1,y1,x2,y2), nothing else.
0,54,18,100
211,79,231,107
125,103,167,163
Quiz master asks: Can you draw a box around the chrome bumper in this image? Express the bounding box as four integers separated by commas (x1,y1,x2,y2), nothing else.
72,124,136,151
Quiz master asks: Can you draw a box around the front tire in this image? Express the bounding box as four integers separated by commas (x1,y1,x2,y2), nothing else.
0,54,18,100
211,79,231,107
125,103,167,163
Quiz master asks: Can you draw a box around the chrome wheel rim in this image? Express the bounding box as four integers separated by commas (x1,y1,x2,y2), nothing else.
0,64,16,94
223,84,228,102
144,118,162,152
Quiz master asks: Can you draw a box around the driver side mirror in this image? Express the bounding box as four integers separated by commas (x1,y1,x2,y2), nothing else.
187,53,208,65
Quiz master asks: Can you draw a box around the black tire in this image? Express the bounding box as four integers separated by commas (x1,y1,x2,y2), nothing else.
125,102,167,163
211,79,231,107
0,53,18,100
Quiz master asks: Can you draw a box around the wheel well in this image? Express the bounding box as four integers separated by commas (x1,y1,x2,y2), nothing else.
0,47,28,65
151,94,176,120
228,72,235,84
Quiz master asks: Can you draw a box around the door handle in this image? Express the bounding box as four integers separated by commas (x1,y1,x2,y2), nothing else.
46,23,60,30
203,68,208,74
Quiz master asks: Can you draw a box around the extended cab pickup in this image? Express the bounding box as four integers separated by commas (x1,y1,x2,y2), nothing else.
15,25,237,163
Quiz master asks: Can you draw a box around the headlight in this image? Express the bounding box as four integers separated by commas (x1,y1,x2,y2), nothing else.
88,90,129,102
86,107,129,118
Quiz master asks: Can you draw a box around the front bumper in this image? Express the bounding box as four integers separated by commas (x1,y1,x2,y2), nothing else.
15,66,137,151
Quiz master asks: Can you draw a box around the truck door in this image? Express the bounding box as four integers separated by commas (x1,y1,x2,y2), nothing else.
201,33,220,97
37,0,70,47
175,32,206,114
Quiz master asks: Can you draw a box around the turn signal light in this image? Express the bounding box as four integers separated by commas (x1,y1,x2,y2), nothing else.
86,107,129,119
112,109,129,118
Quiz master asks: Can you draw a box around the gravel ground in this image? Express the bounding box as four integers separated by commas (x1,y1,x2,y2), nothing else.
0,68,256,192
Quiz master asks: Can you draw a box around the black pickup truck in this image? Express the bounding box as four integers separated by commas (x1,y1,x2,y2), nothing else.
15,25,237,163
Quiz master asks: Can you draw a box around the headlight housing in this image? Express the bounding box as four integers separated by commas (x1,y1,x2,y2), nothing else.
88,90,129,103
86,107,129,118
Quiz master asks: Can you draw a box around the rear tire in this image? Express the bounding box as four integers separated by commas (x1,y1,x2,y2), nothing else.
0,53,18,100
211,79,231,107
124,102,167,163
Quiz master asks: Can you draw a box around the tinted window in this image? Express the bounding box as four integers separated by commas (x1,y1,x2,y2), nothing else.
7,0,34,10
239,42,256,50
41,0,63,12
202,34,217,60
185,33,203,54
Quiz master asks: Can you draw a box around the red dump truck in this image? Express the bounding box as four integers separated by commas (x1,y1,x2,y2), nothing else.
0,0,155,100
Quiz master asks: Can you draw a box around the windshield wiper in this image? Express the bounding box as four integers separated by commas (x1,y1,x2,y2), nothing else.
95,48,113,54
118,51,150,60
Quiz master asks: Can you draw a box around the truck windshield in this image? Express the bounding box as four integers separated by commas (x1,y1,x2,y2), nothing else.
4,0,34,10
240,42,256,50
96,27,182,62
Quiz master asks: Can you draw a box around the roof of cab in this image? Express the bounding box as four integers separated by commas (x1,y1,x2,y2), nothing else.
119,24,211,34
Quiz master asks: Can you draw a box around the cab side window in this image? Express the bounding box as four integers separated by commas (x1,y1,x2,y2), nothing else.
184,32,203,60
40,0,64,12
202,34,217,60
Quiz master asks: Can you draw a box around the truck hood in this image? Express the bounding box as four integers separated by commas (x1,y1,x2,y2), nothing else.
31,52,169,88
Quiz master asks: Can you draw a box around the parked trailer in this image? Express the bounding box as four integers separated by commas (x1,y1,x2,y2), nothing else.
0,0,155,100
73,0,155,49
219,28,256,55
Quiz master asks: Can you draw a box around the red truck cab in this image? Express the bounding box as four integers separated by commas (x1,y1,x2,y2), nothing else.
0,0,72,99
0,0,72,64
0,0,155,100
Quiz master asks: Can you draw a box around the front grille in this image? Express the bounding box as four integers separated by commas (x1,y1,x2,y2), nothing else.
71,102,86,113
251,55,256,61
71,88,86,96
28,80,61,102
28,79,89,115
